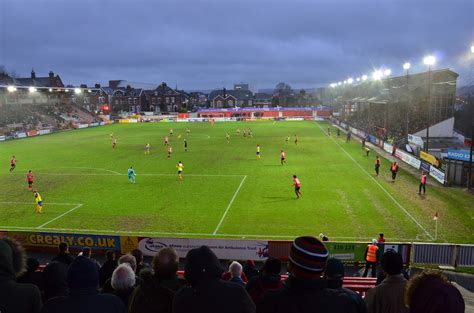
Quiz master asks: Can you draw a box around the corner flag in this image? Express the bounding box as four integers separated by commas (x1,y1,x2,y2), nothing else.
433,211,439,221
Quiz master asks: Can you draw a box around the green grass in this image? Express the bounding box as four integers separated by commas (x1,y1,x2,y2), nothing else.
0,121,472,243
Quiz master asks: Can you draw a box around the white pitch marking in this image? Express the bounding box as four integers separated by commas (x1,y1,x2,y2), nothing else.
315,122,434,240
10,172,244,177
36,204,84,229
213,175,247,235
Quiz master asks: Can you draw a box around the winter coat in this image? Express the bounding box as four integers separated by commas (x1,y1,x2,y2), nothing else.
364,274,408,313
99,259,118,287
129,270,185,313
52,252,74,266
257,275,360,313
246,273,284,304
173,278,255,313
0,239,42,313
41,287,126,313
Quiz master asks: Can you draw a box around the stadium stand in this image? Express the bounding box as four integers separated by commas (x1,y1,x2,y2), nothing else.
0,236,467,313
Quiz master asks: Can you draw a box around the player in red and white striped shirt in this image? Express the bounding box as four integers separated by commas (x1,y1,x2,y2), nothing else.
293,175,302,199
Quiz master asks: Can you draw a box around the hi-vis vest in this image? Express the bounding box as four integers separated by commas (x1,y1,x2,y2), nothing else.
392,163,397,172
421,175,427,184
366,244,378,262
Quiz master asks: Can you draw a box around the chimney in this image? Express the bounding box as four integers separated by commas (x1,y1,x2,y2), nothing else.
223,88,227,97
49,71,54,78
31,69,36,79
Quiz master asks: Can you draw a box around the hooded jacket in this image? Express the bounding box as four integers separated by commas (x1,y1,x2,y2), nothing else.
41,256,126,313
129,269,185,313
0,238,42,313
173,246,255,313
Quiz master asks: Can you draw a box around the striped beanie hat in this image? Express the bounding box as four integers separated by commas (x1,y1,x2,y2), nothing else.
289,236,329,278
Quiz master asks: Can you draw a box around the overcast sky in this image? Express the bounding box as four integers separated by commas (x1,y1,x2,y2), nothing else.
1,0,473,90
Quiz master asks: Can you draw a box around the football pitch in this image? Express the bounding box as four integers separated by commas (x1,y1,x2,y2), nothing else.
0,121,472,243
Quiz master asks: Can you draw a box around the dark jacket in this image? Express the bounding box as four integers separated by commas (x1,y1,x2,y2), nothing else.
230,276,247,288
129,270,185,313
99,259,118,287
246,273,284,304
41,256,126,313
42,261,69,302
41,287,126,313
52,252,74,266
173,278,255,313
112,287,135,308
327,279,367,313
0,239,42,313
173,245,255,313
257,275,359,313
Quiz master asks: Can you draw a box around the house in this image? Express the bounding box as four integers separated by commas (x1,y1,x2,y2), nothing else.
209,87,254,108
253,92,273,106
144,82,188,112
101,85,145,113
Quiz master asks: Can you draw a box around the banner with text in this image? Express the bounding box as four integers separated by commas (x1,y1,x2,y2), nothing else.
6,231,120,251
395,149,421,170
138,237,269,261
429,166,446,184
420,151,438,165
447,149,472,163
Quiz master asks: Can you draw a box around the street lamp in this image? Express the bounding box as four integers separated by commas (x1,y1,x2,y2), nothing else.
347,78,354,84
7,86,17,92
423,55,436,152
28,87,37,93
356,77,360,82
362,75,368,81
470,45,474,54
74,88,82,94
337,82,342,86
403,62,411,70
372,70,383,81
384,69,391,76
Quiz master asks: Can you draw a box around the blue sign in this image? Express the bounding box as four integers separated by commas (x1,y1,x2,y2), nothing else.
447,149,472,162
420,160,431,172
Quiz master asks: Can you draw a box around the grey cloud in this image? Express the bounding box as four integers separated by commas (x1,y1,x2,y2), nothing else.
1,0,473,89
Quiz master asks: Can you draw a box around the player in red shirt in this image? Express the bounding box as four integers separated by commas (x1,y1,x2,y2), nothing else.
26,170,34,190
10,156,16,172
280,150,286,165
292,175,302,199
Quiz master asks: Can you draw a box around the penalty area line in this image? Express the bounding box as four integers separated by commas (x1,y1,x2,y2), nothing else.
36,204,84,229
213,175,247,235
315,122,434,241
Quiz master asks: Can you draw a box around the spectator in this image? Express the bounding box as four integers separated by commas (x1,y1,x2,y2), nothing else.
364,250,408,313
111,264,136,307
0,237,42,313
17,257,43,290
257,236,359,313
102,253,138,293
377,233,385,243
246,257,284,304
319,233,329,241
324,258,366,313
173,245,255,313
99,250,118,287
222,260,248,282
129,247,185,313
363,239,379,277
243,260,259,280
52,242,74,266
405,270,464,313
41,256,126,313
131,249,150,275
229,261,246,287
42,261,69,302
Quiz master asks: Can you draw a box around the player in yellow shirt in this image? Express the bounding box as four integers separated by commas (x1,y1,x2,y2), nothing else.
145,143,151,155
34,190,43,214
226,133,230,143
256,144,261,160
176,161,184,180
